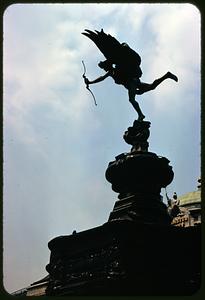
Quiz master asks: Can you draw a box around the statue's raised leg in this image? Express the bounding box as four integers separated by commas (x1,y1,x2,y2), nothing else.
136,72,178,95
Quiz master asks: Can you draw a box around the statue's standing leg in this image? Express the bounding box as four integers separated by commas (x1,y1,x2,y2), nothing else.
127,84,145,121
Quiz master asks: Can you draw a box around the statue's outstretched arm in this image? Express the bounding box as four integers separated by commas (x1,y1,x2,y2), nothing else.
87,72,110,84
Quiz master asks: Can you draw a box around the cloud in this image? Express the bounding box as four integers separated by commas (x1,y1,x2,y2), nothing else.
125,4,200,110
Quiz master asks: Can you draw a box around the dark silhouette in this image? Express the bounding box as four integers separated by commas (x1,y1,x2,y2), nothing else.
166,191,181,219
82,29,178,120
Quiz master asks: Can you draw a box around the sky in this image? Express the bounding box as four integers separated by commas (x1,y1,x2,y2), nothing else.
3,3,201,293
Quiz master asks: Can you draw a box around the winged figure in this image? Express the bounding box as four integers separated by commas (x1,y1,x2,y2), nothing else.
82,29,178,121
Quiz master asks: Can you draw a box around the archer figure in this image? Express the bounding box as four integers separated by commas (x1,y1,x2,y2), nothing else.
82,29,178,121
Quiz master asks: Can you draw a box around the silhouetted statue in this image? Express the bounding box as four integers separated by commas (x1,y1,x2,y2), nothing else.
166,192,181,218
82,29,178,121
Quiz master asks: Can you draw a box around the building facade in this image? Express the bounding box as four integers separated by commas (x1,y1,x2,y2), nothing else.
171,179,201,227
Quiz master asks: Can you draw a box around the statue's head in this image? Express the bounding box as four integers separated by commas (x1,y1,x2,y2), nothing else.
121,42,130,48
98,60,112,71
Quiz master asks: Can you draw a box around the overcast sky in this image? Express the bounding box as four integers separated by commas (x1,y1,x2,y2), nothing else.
3,3,200,293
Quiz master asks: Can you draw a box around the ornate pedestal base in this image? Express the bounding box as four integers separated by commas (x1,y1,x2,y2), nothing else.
108,193,171,224
105,120,174,225
46,220,201,296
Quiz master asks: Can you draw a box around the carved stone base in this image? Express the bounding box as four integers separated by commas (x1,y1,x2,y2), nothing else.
108,194,171,224
105,151,174,195
105,151,174,225
46,220,201,296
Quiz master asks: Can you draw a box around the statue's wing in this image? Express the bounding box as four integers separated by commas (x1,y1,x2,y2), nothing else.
82,29,122,63
82,29,141,67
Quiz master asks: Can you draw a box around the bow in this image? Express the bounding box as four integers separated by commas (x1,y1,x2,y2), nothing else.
82,60,97,106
